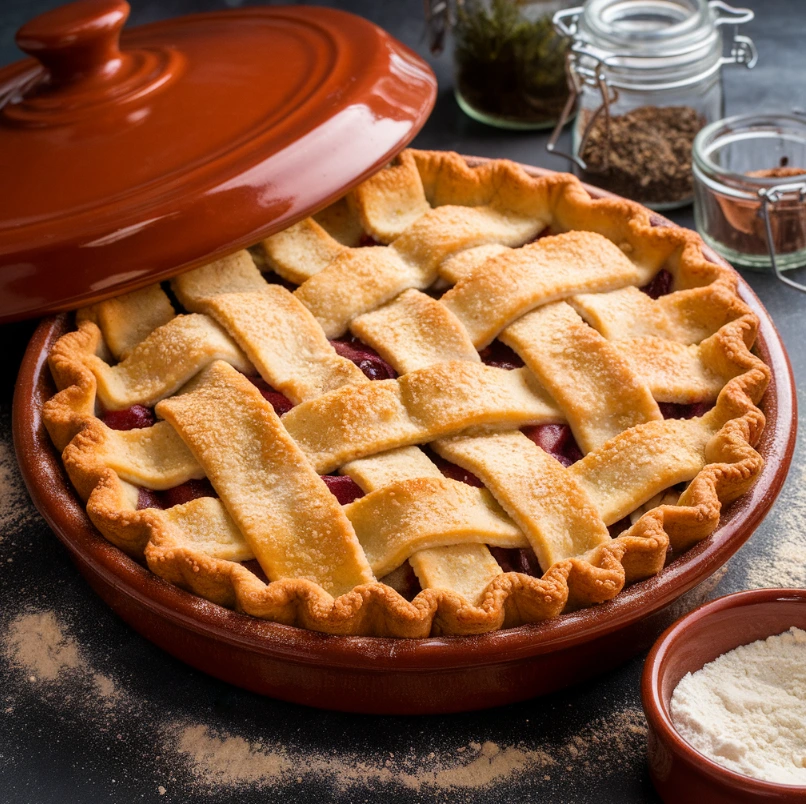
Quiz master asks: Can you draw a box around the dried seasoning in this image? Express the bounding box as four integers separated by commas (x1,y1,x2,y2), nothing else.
453,0,569,128
579,105,705,206
708,164,806,258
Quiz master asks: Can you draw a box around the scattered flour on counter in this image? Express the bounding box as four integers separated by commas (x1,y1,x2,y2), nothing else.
3,610,122,707
169,707,646,796
5,610,81,680
2,608,648,797
744,460,806,589
170,724,553,793
671,627,806,785
0,417,38,540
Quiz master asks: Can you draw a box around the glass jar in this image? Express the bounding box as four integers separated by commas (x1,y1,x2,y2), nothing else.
547,0,757,210
693,114,806,286
427,0,574,130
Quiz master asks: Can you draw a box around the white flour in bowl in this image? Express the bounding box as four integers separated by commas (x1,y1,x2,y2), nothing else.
670,626,806,785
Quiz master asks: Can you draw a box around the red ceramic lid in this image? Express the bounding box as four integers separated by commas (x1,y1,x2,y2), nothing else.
0,0,436,323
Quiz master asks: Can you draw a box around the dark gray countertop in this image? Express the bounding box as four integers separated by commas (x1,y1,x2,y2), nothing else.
1,1,804,802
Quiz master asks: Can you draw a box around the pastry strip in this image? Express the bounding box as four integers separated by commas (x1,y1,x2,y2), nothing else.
341,446,444,492
171,250,268,308
156,361,374,596
441,231,656,348
408,545,503,607
438,244,510,285
616,336,729,403
98,421,203,489
569,416,716,524
88,314,252,410
351,289,480,374
344,477,526,577
262,218,348,284
295,205,544,338
313,197,364,247
77,284,175,361
572,285,743,344
282,362,563,474
156,497,252,562
434,431,609,571
350,149,431,240
501,301,661,453
185,284,366,404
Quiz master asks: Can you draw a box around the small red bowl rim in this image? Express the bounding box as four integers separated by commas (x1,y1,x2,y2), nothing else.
642,587,806,793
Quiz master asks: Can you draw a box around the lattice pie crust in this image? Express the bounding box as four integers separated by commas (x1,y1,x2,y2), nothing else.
43,151,769,637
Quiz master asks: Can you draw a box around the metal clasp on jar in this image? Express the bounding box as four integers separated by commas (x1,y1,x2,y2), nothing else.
758,182,806,292
547,1,758,169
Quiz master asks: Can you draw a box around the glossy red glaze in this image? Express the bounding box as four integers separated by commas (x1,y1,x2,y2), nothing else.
642,589,806,803
11,166,797,714
0,2,436,323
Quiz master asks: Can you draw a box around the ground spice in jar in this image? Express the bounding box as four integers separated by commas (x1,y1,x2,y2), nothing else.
579,105,705,206
707,164,806,259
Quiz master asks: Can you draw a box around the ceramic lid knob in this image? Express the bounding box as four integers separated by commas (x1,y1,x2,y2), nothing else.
16,0,129,88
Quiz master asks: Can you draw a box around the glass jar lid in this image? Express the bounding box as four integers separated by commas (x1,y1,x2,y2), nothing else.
554,0,757,90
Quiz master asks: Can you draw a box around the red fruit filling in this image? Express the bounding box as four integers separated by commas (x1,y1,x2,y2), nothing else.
358,232,382,248
102,404,155,431
320,474,365,505
478,340,524,370
640,268,673,299
489,546,542,577
330,337,397,381
522,423,583,467
659,401,712,420
137,488,162,510
246,376,294,415
137,478,218,511
379,561,422,601
241,559,269,584
426,451,484,487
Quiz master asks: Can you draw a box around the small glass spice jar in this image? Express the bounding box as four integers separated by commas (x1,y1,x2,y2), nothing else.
547,0,757,210
426,0,574,130
693,114,806,289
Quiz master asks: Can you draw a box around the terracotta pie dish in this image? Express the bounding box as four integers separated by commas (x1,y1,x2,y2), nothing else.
643,589,806,803
13,158,795,714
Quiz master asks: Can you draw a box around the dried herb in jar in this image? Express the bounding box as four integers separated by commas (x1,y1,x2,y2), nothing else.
453,0,569,128
580,105,705,206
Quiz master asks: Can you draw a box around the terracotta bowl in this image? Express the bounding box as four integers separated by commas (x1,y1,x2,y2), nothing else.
642,589,806,803
11,166,797,715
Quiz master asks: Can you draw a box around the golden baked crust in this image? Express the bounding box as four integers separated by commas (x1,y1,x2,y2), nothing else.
43,150,769,637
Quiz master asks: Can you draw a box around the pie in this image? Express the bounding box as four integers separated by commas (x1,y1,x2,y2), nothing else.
42,150,769,638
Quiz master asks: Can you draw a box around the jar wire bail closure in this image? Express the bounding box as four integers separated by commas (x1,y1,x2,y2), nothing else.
692,113,806,280
547,0,757,169
759,183,806,293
